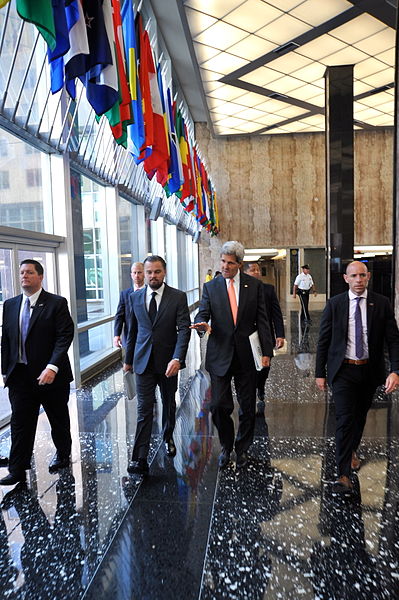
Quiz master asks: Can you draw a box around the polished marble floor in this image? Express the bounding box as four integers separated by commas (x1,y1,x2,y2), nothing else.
0,309,399,599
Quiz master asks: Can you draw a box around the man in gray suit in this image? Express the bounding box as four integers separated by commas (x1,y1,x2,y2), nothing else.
123,256,191,475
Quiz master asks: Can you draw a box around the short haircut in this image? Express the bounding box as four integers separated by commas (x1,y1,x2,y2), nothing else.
144,255,167,270
244,262,259,271
20,259,44,276
220,241,245,263
131,262,144,269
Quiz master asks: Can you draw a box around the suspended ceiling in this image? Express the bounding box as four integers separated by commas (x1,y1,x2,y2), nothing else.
152,0,397,136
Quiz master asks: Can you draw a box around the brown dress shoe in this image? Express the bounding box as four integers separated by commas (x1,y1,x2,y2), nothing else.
351,452,361,471
332,475,353,494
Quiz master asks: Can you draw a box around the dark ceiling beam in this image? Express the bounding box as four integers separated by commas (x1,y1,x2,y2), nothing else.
346,0,397,28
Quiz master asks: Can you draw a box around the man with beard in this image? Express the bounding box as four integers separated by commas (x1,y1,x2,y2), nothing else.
123,256,191,475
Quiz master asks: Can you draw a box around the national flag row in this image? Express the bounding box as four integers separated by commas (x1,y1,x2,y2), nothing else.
4,0,219,235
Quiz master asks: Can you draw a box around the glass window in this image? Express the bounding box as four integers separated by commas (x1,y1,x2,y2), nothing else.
72,171,110,324
118,198,148,289
0,130,53,234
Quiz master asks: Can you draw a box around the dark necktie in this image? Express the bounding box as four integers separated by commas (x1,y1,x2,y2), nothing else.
149,291,157,323
355,297,363,359
21,296,31,363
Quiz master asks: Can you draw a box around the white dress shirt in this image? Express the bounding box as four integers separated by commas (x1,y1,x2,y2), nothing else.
145,283,165,311
345,290,369,360
294,272,314,290
225,271,240,305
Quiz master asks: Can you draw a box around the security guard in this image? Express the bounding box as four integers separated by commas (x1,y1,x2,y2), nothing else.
293,264,316,322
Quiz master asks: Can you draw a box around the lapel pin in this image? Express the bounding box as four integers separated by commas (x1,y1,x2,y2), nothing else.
244,284,248,288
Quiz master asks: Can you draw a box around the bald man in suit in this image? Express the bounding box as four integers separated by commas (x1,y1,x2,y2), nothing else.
316,261,399,494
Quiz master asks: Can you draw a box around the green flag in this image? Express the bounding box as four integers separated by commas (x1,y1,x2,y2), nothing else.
16,0,56,51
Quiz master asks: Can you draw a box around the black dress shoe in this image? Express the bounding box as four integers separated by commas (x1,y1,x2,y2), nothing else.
218,449,231,469
332,476,353,495
165,438,176,457
0,472,26,485
236,451,248,468
48,453,70,474
256,400,265,416
127,459,149,475
0,456,9,467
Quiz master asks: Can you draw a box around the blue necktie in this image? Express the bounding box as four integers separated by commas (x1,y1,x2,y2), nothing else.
149,291,157,323
355,297,363,359
20,297,31,363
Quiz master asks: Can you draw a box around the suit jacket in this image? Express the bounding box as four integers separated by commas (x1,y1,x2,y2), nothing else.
315,290,399,386
125,284,191,375
263,283,285,347
195,272,273,377
1,289,74,387
114,286,134,345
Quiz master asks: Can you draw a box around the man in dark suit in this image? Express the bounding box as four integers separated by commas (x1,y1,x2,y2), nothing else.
0,260,74,485
244,262,285,415
123,255,191,475
192,241,273,469
316,261,399,493
113,262,144,348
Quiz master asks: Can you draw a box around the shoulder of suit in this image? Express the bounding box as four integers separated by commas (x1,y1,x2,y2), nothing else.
39,290,67,303
163,284,186,296
263,283,275,291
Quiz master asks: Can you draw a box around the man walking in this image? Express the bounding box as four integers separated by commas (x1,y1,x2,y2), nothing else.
1,260,74,485
123,256,191,475
315,261,399,493
244,262,285,415
192,241,273,469
293,264,316,322
114,262,145,348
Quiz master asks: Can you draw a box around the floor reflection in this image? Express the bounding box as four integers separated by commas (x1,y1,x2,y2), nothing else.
0,310,398,599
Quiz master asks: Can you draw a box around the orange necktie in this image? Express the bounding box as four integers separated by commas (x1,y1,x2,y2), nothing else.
228,278,238,325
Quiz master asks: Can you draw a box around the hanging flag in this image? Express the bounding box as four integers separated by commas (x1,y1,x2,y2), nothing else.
84,0,119,116
155,65,170,186
48,0,82,94
138,21,168,178
0,1,11,8
164,88,183,196
121,0,144,158
16,0,56,51
47,0,70,63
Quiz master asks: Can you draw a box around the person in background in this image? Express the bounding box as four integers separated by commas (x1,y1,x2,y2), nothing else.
244,262,285,416
214,271,222,278
114,262,145,348
205,269,213,283
293,264,316,322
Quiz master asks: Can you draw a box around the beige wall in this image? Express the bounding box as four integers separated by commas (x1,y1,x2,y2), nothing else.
196,124,393,250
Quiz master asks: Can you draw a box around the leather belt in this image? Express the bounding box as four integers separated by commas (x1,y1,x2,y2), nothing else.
343,359,369,365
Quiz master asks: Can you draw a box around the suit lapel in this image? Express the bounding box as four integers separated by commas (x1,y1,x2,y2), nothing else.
136,287,151,325
218,276,234,326
155,284,171,324
366,291,375,335
341,293,349,342
27,289,46,334
236,273,249,325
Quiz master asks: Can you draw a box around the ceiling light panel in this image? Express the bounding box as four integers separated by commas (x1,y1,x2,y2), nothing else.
353,81,373,95
223,0,283,32
206,96,229,110
292,62,325,82
330,14,385,45
299,114,325,126
207,85,245,102
235,121,265,132
274,105,307,118
376,100,394,114
228,35,276,61
183,0,245,19
234,107,271,121
193,42,221,64
254,113,293,126
297,34,347,60
365,114,393,126
270,52,312,74
290,83,324,101
324,46,368,66
185,8,217,37
194,21,248,50
240,66,282,86
305,92,325,107
361,68,394,88
354,57,390,79
215,116,248,127
354,106,383,119
290,0,352,27
376,48,395,67
200,67,224,82
203,80,224,93
201,52,248,74
232,91,275,108
268,75,304,94
210,101,249,116
356,91,394,108
256,14,312,44
356,28,396,54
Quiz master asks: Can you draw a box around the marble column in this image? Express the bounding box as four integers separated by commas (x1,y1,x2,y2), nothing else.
324,65,354,297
